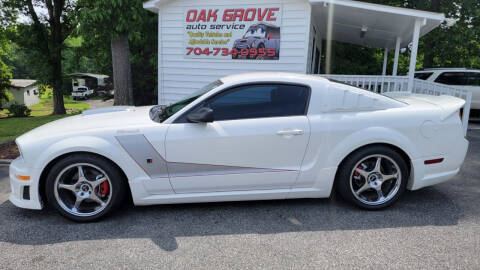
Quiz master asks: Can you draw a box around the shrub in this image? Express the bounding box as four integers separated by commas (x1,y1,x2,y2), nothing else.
8,103,31,117
40,86,53,99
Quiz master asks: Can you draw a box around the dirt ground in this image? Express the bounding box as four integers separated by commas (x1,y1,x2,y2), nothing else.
0,141,19,159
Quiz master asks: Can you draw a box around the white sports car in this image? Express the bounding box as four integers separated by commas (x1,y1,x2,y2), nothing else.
9,73,469,222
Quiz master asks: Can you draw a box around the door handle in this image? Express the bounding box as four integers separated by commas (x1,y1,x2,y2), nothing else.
277,129,304,136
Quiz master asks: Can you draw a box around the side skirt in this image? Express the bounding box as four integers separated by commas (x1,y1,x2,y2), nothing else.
133,188,329,206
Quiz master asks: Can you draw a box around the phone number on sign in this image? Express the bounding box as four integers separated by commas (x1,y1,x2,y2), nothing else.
186,47,276,57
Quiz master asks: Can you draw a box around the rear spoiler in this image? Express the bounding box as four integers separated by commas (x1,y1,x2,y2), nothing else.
408,95,465,121
384,92,469,136
384,93,466,121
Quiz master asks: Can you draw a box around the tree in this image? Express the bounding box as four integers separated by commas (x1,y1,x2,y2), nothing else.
366,0,480,70
0,2,13,106
77,0,154,106
2,0,78,114
0,50,12,107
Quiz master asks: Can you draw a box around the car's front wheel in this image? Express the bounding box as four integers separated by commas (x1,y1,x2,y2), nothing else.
336,146,408,210
45,154,127,222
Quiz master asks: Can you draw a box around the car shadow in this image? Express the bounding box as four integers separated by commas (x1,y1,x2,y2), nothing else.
0,186,462,251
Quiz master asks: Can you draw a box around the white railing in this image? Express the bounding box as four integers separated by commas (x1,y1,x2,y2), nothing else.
318,74,472,135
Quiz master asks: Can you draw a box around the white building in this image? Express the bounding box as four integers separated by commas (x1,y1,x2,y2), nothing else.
3,79,39,107
143,0,471,132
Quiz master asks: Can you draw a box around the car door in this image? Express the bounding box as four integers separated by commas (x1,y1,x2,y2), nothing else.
466,72,480,109
165,83,311,193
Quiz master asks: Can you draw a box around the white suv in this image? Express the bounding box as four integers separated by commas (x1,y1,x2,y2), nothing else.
72,87,93,100
415,68,480,110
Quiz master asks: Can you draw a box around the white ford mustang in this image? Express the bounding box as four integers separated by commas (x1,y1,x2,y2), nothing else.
9,73,469,221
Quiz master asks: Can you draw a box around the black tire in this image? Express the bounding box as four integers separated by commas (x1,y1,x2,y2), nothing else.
335,145,409,210
45,153,127,222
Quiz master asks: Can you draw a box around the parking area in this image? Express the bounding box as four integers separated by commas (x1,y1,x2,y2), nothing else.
0,131,479,269
86,98,114,110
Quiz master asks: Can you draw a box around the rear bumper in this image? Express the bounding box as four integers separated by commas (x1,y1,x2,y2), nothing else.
9,158,43,210
409,138,469,190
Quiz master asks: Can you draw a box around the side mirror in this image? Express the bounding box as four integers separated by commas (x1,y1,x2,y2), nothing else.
187,107,214,123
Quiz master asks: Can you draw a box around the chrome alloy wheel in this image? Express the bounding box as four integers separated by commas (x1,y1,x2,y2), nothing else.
54,163,112,217
349,155,402,206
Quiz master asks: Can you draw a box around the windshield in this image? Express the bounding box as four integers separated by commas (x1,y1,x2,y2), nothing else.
244,26,266,38
150,80,223,122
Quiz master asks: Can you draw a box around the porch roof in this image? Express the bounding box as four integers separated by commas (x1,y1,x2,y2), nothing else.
310,0,445,49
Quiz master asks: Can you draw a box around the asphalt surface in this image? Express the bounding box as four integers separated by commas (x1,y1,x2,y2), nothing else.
0,132,479,269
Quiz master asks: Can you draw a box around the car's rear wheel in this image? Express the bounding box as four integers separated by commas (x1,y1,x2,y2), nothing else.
336,146,408,210
45,154,127,222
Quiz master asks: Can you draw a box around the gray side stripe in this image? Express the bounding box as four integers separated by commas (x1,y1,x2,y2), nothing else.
116,135,169,178
116,135,295,179
167,162,286,178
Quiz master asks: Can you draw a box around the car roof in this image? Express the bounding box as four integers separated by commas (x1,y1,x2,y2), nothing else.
416,68,480,73
248,23,279,29
220,72,329,86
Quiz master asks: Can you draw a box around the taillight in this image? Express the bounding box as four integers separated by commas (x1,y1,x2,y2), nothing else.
459,108,463,120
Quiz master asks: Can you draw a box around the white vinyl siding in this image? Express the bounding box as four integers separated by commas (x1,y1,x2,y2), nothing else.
157,0,311,105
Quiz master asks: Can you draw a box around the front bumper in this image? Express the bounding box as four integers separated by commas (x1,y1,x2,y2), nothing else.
409,138,469,190
9,158,43,210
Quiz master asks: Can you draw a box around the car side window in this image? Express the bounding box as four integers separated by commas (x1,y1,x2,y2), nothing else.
414,72,433,80
201,84,310,121
466,73,480,86
434,72,467,85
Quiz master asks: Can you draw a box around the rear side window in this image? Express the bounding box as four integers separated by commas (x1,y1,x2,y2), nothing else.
414,72,433,80
466,73,480,86
205,84,310,121
434,72,467,85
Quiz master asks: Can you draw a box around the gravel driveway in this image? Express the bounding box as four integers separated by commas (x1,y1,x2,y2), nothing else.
0,132,479,269
86,98,114,110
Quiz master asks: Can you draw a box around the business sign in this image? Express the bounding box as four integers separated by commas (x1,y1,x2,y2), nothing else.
184,6,282,60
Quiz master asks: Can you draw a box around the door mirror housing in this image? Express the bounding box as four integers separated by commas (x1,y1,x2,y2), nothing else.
187,107,214,123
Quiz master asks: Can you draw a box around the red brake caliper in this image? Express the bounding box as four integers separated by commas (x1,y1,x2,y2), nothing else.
99,181,109,196
353,164,365,178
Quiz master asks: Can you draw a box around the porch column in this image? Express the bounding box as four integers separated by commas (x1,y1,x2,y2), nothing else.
382,47,388,76
392,37,401,76
407,18,422,93
157,9,164,105
325,2,335,74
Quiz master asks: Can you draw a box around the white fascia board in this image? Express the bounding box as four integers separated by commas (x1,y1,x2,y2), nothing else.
143,0,159,13
310,0,445,22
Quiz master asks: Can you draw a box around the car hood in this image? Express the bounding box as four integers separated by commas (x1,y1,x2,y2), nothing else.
17,106,155,143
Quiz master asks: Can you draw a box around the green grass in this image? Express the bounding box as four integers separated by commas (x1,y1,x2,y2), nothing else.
0,95,89,140
0,115,69,141
28,95,90,116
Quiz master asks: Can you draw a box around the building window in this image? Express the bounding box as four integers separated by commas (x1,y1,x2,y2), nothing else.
27,90,30,96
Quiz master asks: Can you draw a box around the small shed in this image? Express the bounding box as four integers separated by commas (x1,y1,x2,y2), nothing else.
3,79,39,107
